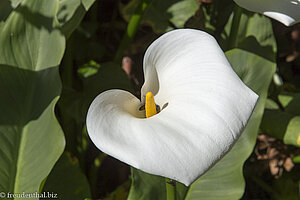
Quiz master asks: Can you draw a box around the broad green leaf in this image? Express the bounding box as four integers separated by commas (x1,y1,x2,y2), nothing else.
6,0,96,38
0,0,65,70
0,0,13,23
261,110,300,147
42,153,91,199
82,0,95,11
167,0,199,28
278,92,300,116
200,2,276,61
226,12,276,51
224,11,276,60
104,180,131,200
0,66,65,194
10,0,22,8
58,0,96,38
0,0,65,197
127,168,166,200
183,49,275,200
121,0,199,33
128,168,188,200
261,92,300,147
265,98,279,110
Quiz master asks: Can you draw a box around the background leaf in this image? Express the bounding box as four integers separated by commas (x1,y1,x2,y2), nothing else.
279,92,300,116
58,0,96,38
223,11,277,60
42,153,91,199
0,0,65,197
121,0,199,33
0,0,13,24
260,92,300,147
0,1,65,70
127,168,166,200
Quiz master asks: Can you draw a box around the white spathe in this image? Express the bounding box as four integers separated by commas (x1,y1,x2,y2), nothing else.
86,29,258,186
233,0,300,26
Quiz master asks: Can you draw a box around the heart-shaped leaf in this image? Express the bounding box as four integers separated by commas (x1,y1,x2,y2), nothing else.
0,0,65,197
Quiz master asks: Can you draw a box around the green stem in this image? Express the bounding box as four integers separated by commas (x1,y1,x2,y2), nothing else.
165,178,176,200
228,4,243,49
114,0,153,63
89,154,107,198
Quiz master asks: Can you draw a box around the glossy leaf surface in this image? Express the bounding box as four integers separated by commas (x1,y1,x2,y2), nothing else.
0,0,65,197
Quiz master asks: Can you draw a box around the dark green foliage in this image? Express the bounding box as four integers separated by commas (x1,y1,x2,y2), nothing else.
0,0,299,199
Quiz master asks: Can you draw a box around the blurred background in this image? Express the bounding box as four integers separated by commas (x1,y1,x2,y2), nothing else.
47,0,300,199
1,0,298,199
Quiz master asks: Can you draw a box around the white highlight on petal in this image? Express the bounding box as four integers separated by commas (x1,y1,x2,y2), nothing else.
264,12,295,26
234,0,300,26
87,29,258,186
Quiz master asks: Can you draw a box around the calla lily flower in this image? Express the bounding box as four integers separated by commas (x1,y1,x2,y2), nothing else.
86,29,258,186
233,0,300,26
